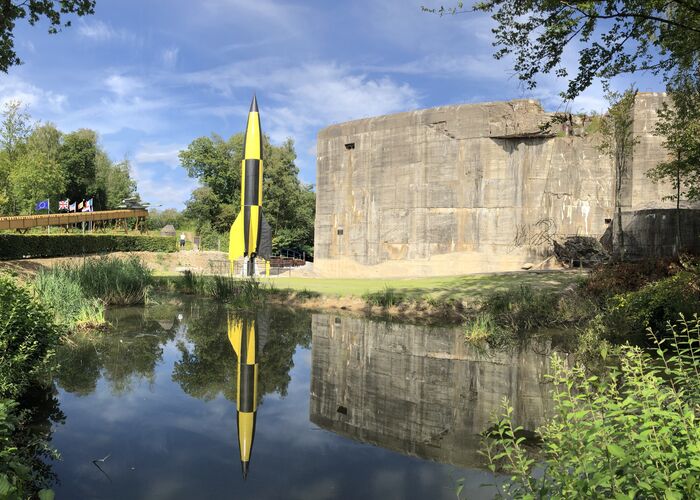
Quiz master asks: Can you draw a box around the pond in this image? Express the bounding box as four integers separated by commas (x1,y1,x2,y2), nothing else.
45,297,567,499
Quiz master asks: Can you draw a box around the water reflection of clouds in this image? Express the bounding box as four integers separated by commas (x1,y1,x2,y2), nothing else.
51,307,503,499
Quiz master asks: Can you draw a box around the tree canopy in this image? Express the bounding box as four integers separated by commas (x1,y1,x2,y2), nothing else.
179,133,315,254
1,0,96,72
428,1,700,101
0,100,138,214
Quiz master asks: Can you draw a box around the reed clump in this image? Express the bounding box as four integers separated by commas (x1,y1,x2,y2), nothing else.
33,256,152,330
60,256,153,305
363,286,407,308
33,271,105,329
166,271,267,308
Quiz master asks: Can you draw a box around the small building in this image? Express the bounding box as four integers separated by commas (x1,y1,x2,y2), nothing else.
160,224,176,237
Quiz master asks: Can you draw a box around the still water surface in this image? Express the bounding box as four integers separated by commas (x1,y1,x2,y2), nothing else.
48,297,562,499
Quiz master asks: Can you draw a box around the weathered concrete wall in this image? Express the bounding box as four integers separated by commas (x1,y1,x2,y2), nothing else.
616,209,700,258
309,314,558,468
314,93,694,277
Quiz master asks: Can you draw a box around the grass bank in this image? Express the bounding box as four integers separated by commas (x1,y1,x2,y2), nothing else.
263,271,582,301
150,270,584,323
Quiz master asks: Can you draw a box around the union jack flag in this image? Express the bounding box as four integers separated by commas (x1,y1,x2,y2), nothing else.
58,199,70,211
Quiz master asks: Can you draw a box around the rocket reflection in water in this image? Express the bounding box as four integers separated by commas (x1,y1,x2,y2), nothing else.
227,316,258,479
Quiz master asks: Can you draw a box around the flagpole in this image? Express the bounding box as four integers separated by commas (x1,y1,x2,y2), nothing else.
47,199,50,235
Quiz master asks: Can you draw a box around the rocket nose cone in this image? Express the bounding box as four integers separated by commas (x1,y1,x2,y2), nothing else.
249,94,258,112
241,461,249,480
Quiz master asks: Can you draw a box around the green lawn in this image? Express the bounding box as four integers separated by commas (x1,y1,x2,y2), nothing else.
264,270,585,301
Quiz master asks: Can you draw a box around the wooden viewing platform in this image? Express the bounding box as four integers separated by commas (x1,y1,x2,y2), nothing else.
0,209,148,231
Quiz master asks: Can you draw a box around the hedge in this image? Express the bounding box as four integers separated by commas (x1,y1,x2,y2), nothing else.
0,234,176,260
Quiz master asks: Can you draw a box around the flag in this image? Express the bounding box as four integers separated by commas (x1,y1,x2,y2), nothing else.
58,199,69,211
35,199,49,211
87,198,94,212
69,202,76,212
78,200,84,210
82,199,91,212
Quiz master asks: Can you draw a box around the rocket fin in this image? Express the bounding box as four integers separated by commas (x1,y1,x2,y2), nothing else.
229,212,245,262
258,211,273,260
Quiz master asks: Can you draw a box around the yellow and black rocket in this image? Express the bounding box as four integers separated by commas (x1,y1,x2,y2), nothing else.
229,95,272,276
228,316,258,479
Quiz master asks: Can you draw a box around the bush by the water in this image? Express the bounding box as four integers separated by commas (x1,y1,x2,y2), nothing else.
0,234,175,260
0,275,59,399
482,285,559,333
582,259,675,300
604,270,700,341
463,285,598,344
0,275,59,498
483,315,700,499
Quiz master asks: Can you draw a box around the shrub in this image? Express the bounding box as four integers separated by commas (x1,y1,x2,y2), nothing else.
482,285,559,334
0,234,175,260
0,275,60,400
0,399,54,500
581,259,675,302
482,315,700,499
363,287,407,307
605,270,700,341
464,313,502,343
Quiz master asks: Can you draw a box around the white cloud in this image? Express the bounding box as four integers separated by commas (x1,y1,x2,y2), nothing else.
161,47,179,68
362,53,512,81
179,60,420,184
131,162,198,209
198,0,310,34
104,74,143,97
77,19,140,44
0,75,67,114
135,142,184,168
58,95,171,135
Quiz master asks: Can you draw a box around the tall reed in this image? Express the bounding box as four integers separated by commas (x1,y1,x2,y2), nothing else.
33,270,105,328
52,256,153,305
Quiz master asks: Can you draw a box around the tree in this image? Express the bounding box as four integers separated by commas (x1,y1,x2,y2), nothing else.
94,153,137,209
9,123,65,213
647,78,700,255
1,0,96,73
184,186,221,228
180,133,316,253
428,1,700,102
0,100,31,161
59,129,97,203
0,100,33,211
599,88,639,261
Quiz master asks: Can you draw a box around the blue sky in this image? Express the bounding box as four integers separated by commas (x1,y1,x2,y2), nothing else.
2,0,663,209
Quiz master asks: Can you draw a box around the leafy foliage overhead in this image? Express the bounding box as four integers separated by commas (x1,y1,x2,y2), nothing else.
1,0,96,72
428,1,700,101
